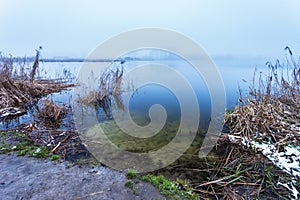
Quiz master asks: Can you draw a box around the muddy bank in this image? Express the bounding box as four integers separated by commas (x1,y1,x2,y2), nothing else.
0,154,164,200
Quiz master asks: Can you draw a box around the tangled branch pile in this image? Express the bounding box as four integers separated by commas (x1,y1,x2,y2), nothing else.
225,47,300,147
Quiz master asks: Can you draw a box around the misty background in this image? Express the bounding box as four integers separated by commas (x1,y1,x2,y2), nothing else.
0,0,300,62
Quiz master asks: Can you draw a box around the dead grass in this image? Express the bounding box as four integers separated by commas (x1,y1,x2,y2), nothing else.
38,98,66,125
78,90,100,106
78,62,124,119
225,46,300,147
194,139,293,199
198,47,300,199
0,50,74,111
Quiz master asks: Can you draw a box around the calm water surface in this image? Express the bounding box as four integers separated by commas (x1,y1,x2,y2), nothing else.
0,57,269,175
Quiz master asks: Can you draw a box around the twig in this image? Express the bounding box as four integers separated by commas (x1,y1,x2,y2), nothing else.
51,142,61,153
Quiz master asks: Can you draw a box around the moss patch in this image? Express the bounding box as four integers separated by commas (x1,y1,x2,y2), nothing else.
0,131,60,160
126,169,137,179
141,174,199,200
125,180,134,190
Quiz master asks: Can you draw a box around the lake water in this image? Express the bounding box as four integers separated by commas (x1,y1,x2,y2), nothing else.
67,55,271,172
69,56,268,125
47,57,268,108
0,56,270,173
0,56,270,135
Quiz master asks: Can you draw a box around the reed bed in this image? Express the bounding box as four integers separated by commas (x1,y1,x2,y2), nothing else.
225,47,300,147
0,50,74,112
194,47,300,199
78,62,124,119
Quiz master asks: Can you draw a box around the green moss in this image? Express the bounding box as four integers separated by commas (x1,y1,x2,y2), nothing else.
0,130,63,160
127,169,137,179
50,154,61,161
17,146,31,156
28,146,49,158
141,174,199,200
0,142,12,153
125,180,134,190
15,142,30,150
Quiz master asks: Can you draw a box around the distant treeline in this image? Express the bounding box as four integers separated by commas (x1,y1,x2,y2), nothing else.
8,56,145,63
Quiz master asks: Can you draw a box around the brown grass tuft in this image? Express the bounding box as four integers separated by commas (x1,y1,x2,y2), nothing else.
77,62,124,119
225,47,300,147
38,98,66,124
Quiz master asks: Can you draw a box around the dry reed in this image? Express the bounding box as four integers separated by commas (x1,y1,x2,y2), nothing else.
225,47,300,147
78,62,124,119
0,49,74,112
37,98,66,124
198,48,300,199
194,138,292,199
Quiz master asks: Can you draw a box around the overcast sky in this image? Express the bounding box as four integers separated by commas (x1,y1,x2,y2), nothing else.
1,0,300,60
